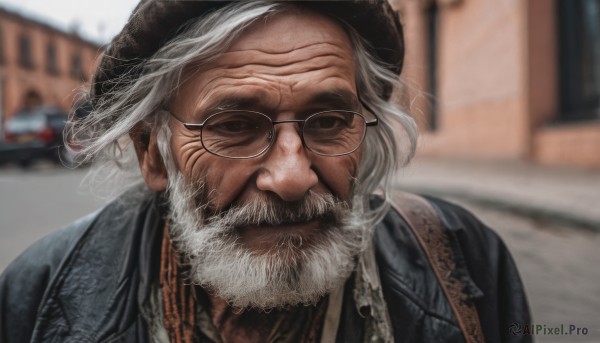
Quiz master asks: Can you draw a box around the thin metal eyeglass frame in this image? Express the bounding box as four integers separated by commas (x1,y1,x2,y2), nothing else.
166,108,378,159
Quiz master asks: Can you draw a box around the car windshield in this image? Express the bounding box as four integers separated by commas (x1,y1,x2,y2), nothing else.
5,114,46,133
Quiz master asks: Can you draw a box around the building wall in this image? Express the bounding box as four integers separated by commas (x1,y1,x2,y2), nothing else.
0,8,101,123
534,122,600,169
397,0,530,159
394,0,600,169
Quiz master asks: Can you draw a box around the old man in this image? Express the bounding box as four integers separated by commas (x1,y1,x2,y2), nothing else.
0,1,530,342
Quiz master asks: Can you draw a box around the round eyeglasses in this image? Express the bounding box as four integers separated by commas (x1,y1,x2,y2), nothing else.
167,110,378,159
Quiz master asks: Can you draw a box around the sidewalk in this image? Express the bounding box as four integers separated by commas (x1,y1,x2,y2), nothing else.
394,157,600,230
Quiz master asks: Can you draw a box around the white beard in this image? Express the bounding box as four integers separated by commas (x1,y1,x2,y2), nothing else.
166,171,370,310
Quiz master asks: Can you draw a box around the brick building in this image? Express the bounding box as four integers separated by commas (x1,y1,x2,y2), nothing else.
0,6,101,132
393,0,600,169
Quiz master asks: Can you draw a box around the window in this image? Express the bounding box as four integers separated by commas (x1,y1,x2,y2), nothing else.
22,89,43,110
18,34,34,69
70,53,86,80
425,3,439,130
558,0,600,121
46,42,59,75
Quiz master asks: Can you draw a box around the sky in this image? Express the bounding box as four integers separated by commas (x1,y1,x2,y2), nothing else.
0,0,139,44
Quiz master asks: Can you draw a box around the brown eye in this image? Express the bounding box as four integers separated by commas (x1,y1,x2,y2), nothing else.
201,111,273,158
205,115,257,135
305,112,352,132
302,111,366,156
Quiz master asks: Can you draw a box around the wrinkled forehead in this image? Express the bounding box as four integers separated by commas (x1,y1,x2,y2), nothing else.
172,8,358,115
228,6,353,55
180,7,357,80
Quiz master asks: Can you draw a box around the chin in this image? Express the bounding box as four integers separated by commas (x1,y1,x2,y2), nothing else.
236,219,330,259
170,209,367,309
166,171,369,309
214,233,360,310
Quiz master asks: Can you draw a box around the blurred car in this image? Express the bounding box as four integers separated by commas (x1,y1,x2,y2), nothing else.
0,141,46,167
2,106,70,166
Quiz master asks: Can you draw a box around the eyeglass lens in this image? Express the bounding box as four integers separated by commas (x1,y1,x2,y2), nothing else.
201,111,366,158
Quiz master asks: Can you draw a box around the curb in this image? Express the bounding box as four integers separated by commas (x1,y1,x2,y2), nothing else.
394,184,600,232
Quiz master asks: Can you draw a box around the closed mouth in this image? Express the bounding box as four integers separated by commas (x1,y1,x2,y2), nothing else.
244,219,319,231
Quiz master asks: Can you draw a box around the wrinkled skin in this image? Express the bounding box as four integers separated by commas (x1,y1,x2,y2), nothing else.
136,9,363,253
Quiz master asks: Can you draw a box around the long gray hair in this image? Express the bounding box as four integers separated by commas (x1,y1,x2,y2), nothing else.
68,1,418,224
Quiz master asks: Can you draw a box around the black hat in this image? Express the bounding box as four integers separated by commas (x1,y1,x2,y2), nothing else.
91,0,404,105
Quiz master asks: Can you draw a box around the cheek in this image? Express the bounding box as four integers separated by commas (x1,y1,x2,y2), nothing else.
172,132,257,209
202,162,256,209
314,153,360,201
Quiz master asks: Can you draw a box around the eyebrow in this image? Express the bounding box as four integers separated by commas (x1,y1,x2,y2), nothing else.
306,90,360,111
197,88,360,118
194,95,268,119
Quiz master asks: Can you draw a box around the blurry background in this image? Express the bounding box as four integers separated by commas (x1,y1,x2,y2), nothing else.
391,1,600,341
0,0,598,342
395,0,600,168
0,0,137,122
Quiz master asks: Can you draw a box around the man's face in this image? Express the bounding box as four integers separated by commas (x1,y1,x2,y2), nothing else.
156,9,368,309
168,10,362,252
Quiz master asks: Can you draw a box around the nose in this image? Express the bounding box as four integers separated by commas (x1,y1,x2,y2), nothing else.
256,124,319,202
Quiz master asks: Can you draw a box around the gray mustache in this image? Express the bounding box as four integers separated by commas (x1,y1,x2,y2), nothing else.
207,191,349,227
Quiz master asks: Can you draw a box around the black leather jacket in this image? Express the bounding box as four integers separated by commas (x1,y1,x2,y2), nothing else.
0,188,531,343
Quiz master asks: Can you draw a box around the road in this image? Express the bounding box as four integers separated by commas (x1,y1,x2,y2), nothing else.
0,165,598,342
0,163,107,271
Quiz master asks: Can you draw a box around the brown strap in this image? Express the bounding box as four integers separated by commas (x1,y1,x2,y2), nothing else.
388,192,485,343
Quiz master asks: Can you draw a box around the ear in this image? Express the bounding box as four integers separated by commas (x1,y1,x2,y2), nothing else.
131,122,168,191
